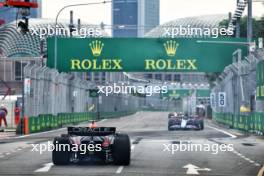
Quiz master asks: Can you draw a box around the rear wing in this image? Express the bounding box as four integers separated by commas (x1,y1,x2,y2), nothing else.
67,127,116,136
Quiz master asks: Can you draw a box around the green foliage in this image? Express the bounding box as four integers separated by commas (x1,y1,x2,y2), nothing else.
204,73,221,88
219,16,264,38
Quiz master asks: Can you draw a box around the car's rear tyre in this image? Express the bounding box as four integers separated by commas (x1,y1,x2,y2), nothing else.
113,133,131,165
61,134,70,138
200,121,204,130
52,137,71,165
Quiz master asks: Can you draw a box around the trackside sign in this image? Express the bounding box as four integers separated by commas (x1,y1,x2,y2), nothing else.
257,60,264,100
47,38,247,72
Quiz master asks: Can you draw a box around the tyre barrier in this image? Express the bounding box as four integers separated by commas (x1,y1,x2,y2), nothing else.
213,112,264,135
16,111,137,135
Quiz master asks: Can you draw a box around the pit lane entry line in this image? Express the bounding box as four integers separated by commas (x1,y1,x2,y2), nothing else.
207,125,237,138
208,125,263,168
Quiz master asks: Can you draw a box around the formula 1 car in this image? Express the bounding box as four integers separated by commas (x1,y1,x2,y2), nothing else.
168,112,204,131
52,124,130,165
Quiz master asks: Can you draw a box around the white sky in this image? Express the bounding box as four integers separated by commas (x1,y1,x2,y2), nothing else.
42,0,264,25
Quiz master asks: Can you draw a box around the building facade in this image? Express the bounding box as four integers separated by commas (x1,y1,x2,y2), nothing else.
112,0,159,37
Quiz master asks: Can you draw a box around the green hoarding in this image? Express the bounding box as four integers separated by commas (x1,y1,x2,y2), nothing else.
89,89,99,98
196,89,211,97
161,89,192,98
47,37,247,72
162,89,210,98
257,60,264,100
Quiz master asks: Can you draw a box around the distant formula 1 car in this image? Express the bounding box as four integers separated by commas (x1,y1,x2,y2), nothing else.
52,123,130,165
168,112,204,131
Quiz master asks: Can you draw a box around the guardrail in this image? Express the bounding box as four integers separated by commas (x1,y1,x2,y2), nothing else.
16,111,137,134
213,112,264,135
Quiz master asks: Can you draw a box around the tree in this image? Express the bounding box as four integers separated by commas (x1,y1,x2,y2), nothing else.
204,73,221,88
219,16,264,38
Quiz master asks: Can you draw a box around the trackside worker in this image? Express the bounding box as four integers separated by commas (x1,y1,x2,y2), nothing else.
0,104,8,128
14,106,20,126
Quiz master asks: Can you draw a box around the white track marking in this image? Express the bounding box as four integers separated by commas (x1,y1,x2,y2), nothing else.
116,166,124,174
5,153,10,155
207,125,237,138
208,126,262,167
35,163,54,173
232,150,260,167
131,145,135,151
98,119,106,123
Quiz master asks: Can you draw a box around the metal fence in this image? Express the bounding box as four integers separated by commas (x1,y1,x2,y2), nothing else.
212,48,264,114
0,58,39,128
24,63,89,116
23,63,175,118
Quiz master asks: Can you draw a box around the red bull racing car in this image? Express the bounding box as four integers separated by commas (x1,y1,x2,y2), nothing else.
52,123,130,166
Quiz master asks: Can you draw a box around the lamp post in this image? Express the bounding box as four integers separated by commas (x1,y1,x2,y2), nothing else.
247,0,253,44
53,0,112,70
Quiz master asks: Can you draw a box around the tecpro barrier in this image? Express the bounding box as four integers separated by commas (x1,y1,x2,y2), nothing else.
16,111,136,134
213,112,264,135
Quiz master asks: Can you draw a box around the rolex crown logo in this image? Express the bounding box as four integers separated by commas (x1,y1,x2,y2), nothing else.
89,40,104,57
164,40,179,57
